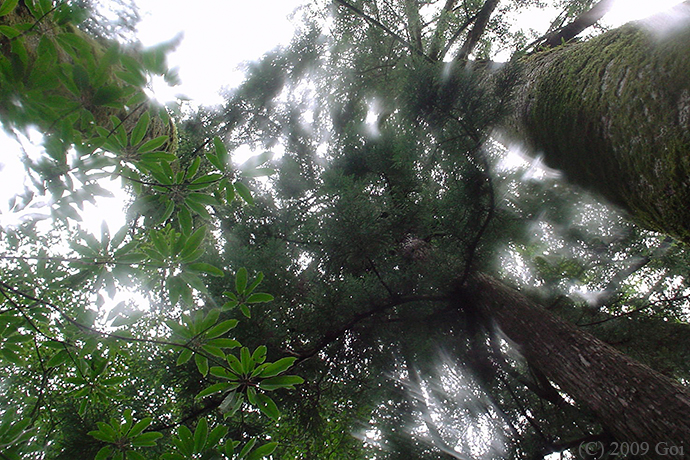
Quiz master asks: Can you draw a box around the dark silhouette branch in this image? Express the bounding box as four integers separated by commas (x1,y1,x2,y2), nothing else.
455,0,501,61
528,0,616,52
293,294,448,361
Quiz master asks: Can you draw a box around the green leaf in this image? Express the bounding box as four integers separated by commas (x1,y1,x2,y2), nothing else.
201,345,225,359
206,319,239,339
258,375,305,391
206,152,224,171
226,354,244,376
187,192,218,206
246,272,265,295
193,418,208,452
197,382,231,400
137,135,169,153
0,25,19,38
252,345,267,364
225,181,236,203
208,338,241,349
184,198,211,219
207,425,229,451
190,173,223,186
95,446,112,460
238,439,257,460
186,156,201,180
178,425,194,452
180,226,206,259
213,136,229,165
234,182,254,205
186,262,224,277
126,451,146,460
246,293,274,304
195,353,209,377
248,442,279,460
128,418,152,437
178,206,193,236
130,111,150,146
46,350,69,368
131,431,163,447
176,348,193,366
242,167,276,178
0,0,19,16
235,268,248,294
258,357,297,378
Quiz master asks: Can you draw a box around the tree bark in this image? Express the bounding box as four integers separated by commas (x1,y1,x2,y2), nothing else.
504,6,690,244
460,273,690,458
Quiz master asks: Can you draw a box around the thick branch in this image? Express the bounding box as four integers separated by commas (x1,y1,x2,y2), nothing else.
533,0,616,51
293,294,448,360
455,0,501,61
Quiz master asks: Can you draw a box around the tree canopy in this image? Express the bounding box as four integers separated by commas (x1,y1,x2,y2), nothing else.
1,1,689,459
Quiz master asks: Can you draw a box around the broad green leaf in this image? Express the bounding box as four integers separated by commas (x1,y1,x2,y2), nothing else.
0,0,20,17
128,418,152,437
178,205,193,236
201,309,220,331
196,382,231,399
248,442,279,460
193,418,208,452
259,375,305,391
252,345,267,364
126,451,146,460
226,354,244,377
234,182,254,205
184,198,211,220
213,136,228,164
95,446,112,460
137,135,169,153
235,268,248,294
178,425,194,452
46,350,69,368
131,431,162,447
195,353,209,377
185,156,201,180
186,262,224,277
0,25,19,38
242,167,276,178
190,173,223,186
206,319,239,339
187,192,218,206
206,152,224,171
180,226,206,259
176,348,193,366
238,439,257,460
130,111,150,146
207,425,229,450
246,293,274,304
246,272,265,295
201,345,225,359
258,357,297,378
208,338,241,349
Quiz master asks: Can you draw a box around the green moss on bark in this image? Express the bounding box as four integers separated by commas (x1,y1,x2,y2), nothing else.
511,22,690,244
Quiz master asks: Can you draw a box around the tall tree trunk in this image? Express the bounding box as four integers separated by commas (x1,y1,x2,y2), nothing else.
460,273,690,458
504,6,690,244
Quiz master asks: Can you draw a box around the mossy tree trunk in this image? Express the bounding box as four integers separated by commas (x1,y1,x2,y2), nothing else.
505,13,690,244
461,274,690,458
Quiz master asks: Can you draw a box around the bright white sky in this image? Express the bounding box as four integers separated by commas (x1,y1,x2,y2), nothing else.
0,0,686,233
